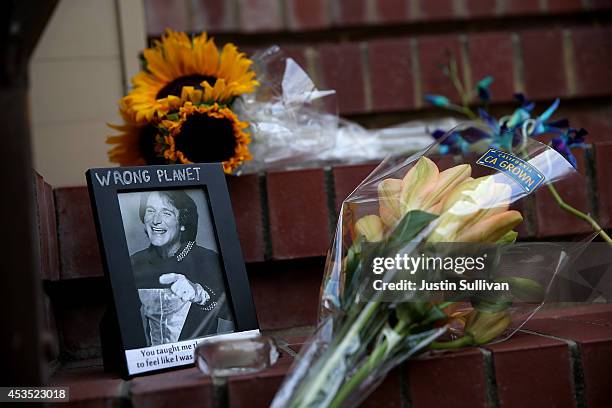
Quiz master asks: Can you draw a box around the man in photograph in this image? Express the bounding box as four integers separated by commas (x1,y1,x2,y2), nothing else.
130,190,234,346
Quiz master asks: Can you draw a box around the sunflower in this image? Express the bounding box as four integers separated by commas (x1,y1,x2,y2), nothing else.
122,29,258,124
154,102,252,173
107,102,162,166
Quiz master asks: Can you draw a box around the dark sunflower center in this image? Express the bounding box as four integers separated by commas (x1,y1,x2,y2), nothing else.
156,74,217,99
139,125,166,164
175,113,237,163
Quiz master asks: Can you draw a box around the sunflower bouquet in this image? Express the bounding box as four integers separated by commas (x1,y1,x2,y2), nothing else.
271,130,587,408
108,33,452,174
108,30,258,173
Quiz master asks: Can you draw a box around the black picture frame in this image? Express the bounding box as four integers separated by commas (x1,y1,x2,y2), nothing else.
86,163,259,377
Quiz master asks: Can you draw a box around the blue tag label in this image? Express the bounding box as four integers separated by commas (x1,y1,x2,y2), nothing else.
476,148,545,193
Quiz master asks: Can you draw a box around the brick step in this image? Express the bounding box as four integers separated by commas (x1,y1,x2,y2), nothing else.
36,157,612,283
48,304,612,407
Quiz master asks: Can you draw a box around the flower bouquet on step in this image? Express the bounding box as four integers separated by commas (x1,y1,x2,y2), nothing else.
271,124,592,408
107,30,258,174
107,33,444,174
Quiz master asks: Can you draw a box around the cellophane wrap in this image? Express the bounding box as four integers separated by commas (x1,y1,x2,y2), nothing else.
271,124,598,408
234,47,454,173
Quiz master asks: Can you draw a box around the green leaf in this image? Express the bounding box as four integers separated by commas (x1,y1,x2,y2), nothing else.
396,301,429,324
166,113,180,121
380,324,402,359
396,326,447,360
495,276,545,302
470,292,511,313
345,238,362,276
497,230,518,244
387,210,438,251
396,302,446,330
420,304,447,327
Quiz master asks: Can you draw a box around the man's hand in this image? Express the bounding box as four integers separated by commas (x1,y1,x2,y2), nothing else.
159,273,196,302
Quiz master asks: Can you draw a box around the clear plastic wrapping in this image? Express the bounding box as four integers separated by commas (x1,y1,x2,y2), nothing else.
271,123,599,408
235,47,452,173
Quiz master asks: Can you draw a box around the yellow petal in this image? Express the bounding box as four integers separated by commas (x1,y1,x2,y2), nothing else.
454,210,523,243
422,164,471,211
441,177,484,213
400,157,440,213
355,215,384,242
378,178,402,227
466,310,510,344
181,86,195,101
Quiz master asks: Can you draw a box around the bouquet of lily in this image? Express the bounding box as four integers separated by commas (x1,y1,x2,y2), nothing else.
271,130,585,408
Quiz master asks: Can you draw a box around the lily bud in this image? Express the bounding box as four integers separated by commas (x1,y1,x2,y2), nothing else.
422,164,472,211
465,310,511,344
400,157,440,214
454,210,523,243
355,215,384,242
378,179,402,227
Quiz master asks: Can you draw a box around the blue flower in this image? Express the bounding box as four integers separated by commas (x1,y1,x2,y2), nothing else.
432,129,456,155
531,98,560,135
478,108,500,135
432,128,483,155
550,128,588,169
569,128,588,145
477,76,494,103
514,94,535,112
425,77,589,169
551,137,575,168
425,94,451,108
460,127,491,144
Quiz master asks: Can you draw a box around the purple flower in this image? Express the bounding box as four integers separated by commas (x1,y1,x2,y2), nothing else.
550,128,588,169
431,127,488,154
432,129,455,155
424,74,589,168
478,108,499,134
551,137,576,168
460,126,491,143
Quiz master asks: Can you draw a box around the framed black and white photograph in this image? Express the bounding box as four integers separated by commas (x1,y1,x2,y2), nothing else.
86,164,259,377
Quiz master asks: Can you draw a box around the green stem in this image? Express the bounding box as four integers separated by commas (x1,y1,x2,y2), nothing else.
329,320,409,408
547,183,612,245
518,147,612,247
463,107,478,120
446,57,479,119
446,104,478,120
295,301,380,408
429,334,474,350
437,301,454,310
449,58,466,105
